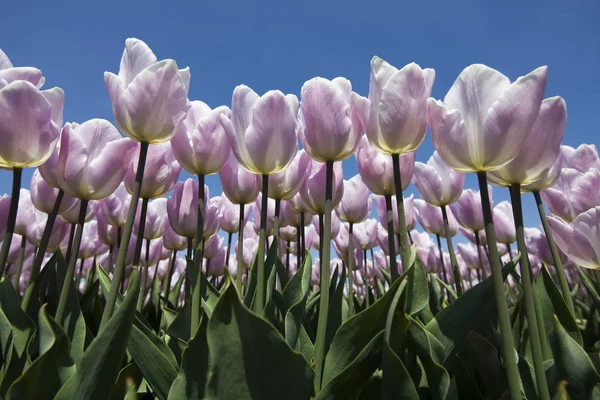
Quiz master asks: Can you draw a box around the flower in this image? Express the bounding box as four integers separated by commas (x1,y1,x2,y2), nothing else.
412,151,464,207
548,207,600,270
335,175,372,224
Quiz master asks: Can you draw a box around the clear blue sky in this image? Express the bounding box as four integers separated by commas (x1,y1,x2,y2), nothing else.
2,0,599,230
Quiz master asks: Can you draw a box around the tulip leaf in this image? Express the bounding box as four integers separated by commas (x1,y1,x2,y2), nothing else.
168,271,186,309
322,272,406,388
425,255,519,364
283,252,313,349
379,266,392,286
550,315,600,399
54,270,140,400
21,251,59,321
111,362,143,400
404,256,429,316
165,303,191,343
435,276,458,301
205,283,313,400
325,263,346,357
576,266,600,310
317,331,385,400
5,305,75,399
167,315,209,400
464,331,508,399
244,242,277,309
535,265,582,347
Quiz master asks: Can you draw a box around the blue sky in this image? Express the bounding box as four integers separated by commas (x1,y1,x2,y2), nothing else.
2,0,599,231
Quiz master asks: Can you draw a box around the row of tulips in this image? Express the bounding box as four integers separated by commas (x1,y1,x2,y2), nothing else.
1,38,599,399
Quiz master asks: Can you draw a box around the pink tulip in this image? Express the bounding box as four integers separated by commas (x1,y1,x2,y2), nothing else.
336,175,371,224
312,212,340,239
298,77,362,162
104,38,190,143
56,119,135,200
26,207,69,252
356,136,415,196
97,208,119,246
163,223,187,251
78,221,108,260
30,169,77,214
560,144,600,172
376,223,399,255
373,194,416,234
298,160,344,215
541,167,600,223
449,187,491,232
412,151,464,207
488,97,566,187
0,81,64,169
353,219,378,250
137,198,168,240
60,199,98,224
221,85,299,174
548,207,600,270
204,196,221,239
0,48,45,87
267,149,311,200
415,199,457,237
219,153,261,205
280,200,313,228
459,226,488,246
100,183,132,227
493,201,516,244
139,238,168,267
457,243,489,270
14,189,35,236
356,57,435,155
204,235,224,260
171,100,232,175
252,194,277,236
125,142,182,199
166,179,210,238
206,246,227,277
428,64,547,173
524,227,569,268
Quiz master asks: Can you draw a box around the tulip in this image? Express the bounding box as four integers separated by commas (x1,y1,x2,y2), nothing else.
26,208,69,253
353,219,378,250
60,199,98,225
311,212,340,240
252,194,277,237
0,48,45,87
373,194,416,234
99,183,131,228
449,188,491,233
493,201,516,245
138,198,168,240
14,189,35,237
560,144,600,172
413,152,464,207
268,149,311,201
166,179,210,239
30,169,77,215
206,246,227,278
415,199,458,237
204,196,221,240
97,208,119,247
298,160,344,215
525,227,569,268
125,142,182,199
336,175,371,224
487,97,566,187
540,168,600,223
376,223,398,256
171,101,232,176
219,153,262,206
163,223,187,252
548,208,600,270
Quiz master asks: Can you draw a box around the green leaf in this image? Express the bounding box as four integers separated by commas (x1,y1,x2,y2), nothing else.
168,271,185,309
576,266,600,310
244,243,277,309
550,315,600,399
167,316,209,400
404,256,429,316
205,283,314,400
111,363,143,400
54,270,140,400
465,331,508,399
435,275,458,301
535,265,583,347
381,340,420,400
317,332,386,400
6,305,75,399
283,253,313,349
325,264,346,357
425,256,519,364
322,273,406,388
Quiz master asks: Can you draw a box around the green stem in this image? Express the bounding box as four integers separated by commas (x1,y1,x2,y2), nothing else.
132,198,149,267
99,141,149,331
31,189,65,281
477,172,522,399
347,222,354,316
274,198,281,283
14,235,26,292
436,234,448,284
138,238,151,311
475,230,488,279
225,232,232,269
300,213,306,265
391,154,410,277
314,160,333,393
164,250,176,301
384,195,399,281
509,185,550,400
254,175,269,314
56,199,89,323
441,205,463,295
236,203,245,295
191,174,206,337
533,191,574,314
0,168,23,276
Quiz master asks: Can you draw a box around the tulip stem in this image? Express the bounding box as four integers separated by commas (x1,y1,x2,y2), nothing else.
384,195,399,281
436,234,448,284
441,206,463,295
300,213,306,265
191,174,206,337
314,161,334,393
0,168,23,277
100,141,149,331
391,154,410,278
347,222,354,316
138,238,151,311
254,175,269,314
236,203,245,296
132,198,149,268
477,172,522,399
164,250,176,302
533,191,574,314
509,185,550,400
65,223,76,261
30,189,65,283
56,199,89,323
14,235,27,292
274,198,281,278
225,232,232,269
475,231,488,279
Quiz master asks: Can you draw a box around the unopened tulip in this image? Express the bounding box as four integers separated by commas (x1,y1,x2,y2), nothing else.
412,151,464,207
457,243,489,270
221,85,298,174
138,198,168,240
163,223,187,251
280,226,297,243
373,194,416,233
56,119,135,200
237,237,258,270
172,101,232,175
415,199,457,237
139,238,167,267
298,77,363,162
26,208,69,252
204,235,224,260
336,175,371,224
540,168,600,223
204,196,221,239
206,246,227,277
428,64,547,173
493,201,516,244
100,183,132,227
97,208,119,246
376,223,399,255
125,142,182,199
449,188,491,232
353,219,378,250
268,150,311,200
0,81,64,169
219,194,250,234
525,227,569,268
548,207,600,270
104,38,190,144
78,221,107,260
252,194,278,236
280,200,312,228
219,153,261,205
488,97,566,187
30,169,77,214
356,57,435,155
357,136,411,196
298,160,344,215
60,199,98,224
166,179,210,238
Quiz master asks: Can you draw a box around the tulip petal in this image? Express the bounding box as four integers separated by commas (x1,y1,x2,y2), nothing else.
0,67,44,87
118,38,158,87
0,49,13,69
87,138,135,200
